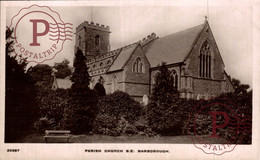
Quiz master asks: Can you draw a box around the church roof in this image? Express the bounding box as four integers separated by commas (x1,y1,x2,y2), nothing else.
86,22,207,75
145,23,205,67
108,43,138,72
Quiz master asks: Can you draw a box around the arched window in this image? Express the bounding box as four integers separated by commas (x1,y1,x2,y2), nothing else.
138,62,143,73
100,62,103,68
95,35,100,46
199,40,211,78
133,62,138,72
171,70,178,90
79,36,82,46
107,60,111,65
133,57,144,73
112,76,118,92
93,64,96,69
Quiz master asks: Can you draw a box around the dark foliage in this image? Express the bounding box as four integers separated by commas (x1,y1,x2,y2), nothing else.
147,62,182,135
186,79,252,144
93,91,142,136
232,78,250,96
94,82,106,96
63,48,98,134
70,49,90,89
147,99,193,135
218,79,252,144
151,62,179,104
27,64,53,90
34,117,55,133
34,89,69,133
5,27,39,142
54,59,72,79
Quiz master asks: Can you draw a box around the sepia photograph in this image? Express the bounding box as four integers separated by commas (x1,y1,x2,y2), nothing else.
1,0,259,159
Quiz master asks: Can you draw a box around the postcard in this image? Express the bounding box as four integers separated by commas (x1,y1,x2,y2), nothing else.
0,0,259,159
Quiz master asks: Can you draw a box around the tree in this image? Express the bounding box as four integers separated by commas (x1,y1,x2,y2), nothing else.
147,62,182,135
27,64,53,90
5,27,39,142
54,59,72,78
151,62,178,104
231,78,250,96
63,48,98,134
94,82,106,96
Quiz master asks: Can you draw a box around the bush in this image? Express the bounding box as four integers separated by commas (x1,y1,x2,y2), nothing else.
37,88,69,128
147,99,194,136
94,83,106,96
63,89,98,134
93,91,142,136
186,93,252,144
34,117,55,133
93,114,121,136
123,123,138,135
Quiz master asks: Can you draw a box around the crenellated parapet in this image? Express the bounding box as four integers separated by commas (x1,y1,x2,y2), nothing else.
139,32,158,46
76,21,110,33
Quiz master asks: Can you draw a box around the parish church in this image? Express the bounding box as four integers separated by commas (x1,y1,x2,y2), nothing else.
53,18,234,102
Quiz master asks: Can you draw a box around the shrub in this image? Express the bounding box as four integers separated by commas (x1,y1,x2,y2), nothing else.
94,83,106,96
123,123,138,135
147,99,194,136
34,117,55,133
37,88,69,128
62,89,98,134
93,91,142,136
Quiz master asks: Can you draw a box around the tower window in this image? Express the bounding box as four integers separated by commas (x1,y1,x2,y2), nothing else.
132,57,144,73
199,40,212,78
100,62,103,67
95,35,100,46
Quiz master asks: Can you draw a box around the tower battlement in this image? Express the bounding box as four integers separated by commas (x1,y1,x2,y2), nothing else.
76,21,110,32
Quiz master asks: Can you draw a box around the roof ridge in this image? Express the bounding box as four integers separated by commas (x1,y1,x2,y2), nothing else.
157,23,204,40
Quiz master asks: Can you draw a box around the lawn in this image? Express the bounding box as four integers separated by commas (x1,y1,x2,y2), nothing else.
19,134,227,144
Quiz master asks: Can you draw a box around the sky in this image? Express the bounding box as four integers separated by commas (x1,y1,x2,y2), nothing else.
5,0,253,87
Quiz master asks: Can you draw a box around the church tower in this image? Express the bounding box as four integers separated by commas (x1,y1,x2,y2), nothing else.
75,21,111,59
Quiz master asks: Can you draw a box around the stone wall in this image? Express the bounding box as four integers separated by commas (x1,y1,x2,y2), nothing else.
186,23,224,80
192,78,222,99
75,21,110,59
123,45,150,99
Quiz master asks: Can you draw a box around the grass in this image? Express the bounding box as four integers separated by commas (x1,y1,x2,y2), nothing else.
18,134,227,144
